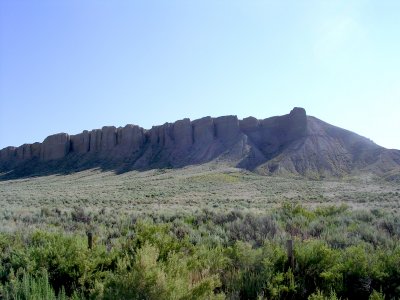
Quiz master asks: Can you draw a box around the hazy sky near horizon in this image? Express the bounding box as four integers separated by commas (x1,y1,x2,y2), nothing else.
1,0,399,150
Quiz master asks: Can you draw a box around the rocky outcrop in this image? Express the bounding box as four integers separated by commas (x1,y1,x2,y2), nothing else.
31,143,41,158
116,125,145,152
192,117,215,144
89,129,102,152
101,126,117,151
285,107,308,140
172,118,193,150
16,144,32,160
239,117,259,132
41,133,70,161
1,107,399,179
15,143,41,161
149,124,174,148
71,131,90,154
214,115,240,145
0,146,16,161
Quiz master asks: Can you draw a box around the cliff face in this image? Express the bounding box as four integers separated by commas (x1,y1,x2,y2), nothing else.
1,107,399,179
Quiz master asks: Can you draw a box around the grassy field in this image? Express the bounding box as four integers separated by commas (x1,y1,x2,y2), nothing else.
1,164,400,221
1,166,400,299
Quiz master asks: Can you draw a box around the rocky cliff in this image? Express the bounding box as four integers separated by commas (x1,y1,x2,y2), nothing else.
1,108,399,179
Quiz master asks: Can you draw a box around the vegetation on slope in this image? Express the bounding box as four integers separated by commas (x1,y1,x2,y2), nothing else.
2,168,400,220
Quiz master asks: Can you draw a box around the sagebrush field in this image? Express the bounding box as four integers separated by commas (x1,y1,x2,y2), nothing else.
1,165,400,299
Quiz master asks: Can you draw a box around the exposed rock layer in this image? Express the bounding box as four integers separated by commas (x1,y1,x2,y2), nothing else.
41,133,71,161
1,107,399,179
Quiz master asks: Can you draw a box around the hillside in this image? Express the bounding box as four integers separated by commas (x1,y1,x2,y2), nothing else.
1,107,399,179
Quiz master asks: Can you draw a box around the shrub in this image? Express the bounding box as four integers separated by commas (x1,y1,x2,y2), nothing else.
294,239,342,297
369,289,385,300
71,207,91,224
103,242,224,299
1,269,67,300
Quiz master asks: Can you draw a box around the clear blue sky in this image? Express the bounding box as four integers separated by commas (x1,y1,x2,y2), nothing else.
1,0,399,150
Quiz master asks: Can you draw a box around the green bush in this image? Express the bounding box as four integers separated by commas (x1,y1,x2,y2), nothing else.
1,269,67,300
0,205,399,299
295,239,342,297
103,242,224,299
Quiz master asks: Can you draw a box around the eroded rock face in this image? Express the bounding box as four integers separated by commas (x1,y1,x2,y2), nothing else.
290,107,306,117
173,118,193,150
286,107,308,139
149,124,174,148
149,125,162,146
3,107,394,180
16,144,32,160
162,124,174,148
240,117,259,132
214,115,240,145
0,107,310,171
0,146,16,161
31,143,41,158
16,145,25,160
192,117,214,144
71,131,90,154
89,129,102,152
259,107,308,147
41,133,70,161
101,126,117,151
117,125,145,151
20,143,39,160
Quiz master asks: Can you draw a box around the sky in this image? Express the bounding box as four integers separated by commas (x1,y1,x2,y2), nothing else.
1,0,399,150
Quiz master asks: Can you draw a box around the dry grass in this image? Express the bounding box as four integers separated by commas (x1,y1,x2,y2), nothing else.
1,163,399,221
